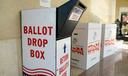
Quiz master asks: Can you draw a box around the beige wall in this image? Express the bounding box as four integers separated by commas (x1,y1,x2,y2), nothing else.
0,0,40,76
81,0,116,23
0,0,116,76
0,0,40,40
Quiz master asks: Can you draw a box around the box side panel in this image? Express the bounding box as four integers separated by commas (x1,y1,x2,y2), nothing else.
101,24,105,60
56,37,71,76
71,24,87,70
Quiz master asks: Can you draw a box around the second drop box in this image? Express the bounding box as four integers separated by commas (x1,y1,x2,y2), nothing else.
71,23,102,70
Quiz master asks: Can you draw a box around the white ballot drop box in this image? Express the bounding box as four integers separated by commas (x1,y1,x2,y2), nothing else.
21,0,86,75
71,23,102,70
21,8,71,76
101,24,117,59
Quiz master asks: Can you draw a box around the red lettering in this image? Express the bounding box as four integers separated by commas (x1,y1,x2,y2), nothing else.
43,39,48,47
33,26,37,34
35,51,40,58
38,26,41,35
105,39,115,46
27,38,48,47
30,49,45,60
38,39,42,47
48,26,53,35
59,62,69,75
28,38,31,45
60,54,68,64
23,26,53,35
88,42,100,54
42,26,47,35
30,49,34,57
62,71,67,76
28,26,32,34
72,47,83,55
32,38,37,46
24,26,28,34
40,51,45,60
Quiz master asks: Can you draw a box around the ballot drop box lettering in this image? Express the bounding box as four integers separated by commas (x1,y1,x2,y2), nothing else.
21,8,71,76
101,24,117,59
71,23,102,70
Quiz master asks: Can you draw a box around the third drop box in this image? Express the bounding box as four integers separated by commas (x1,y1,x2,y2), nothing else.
21,0,86,76
71,23,102,70
100,24,117,59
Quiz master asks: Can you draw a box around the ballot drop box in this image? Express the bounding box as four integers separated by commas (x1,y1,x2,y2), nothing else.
71,23,102,70
21,0,86,76
21,8,71,76
101,24,117,59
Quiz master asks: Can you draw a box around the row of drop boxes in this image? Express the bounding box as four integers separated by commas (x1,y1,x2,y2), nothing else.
71,23,117,70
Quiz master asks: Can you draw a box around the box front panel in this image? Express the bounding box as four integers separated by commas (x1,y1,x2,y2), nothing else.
87,23,102,69
103,24,117,58
21,8,56,76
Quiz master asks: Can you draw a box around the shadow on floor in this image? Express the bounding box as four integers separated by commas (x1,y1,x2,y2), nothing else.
71,49,128,76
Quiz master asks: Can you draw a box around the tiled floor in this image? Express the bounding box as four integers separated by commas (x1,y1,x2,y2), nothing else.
71,48,128,76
